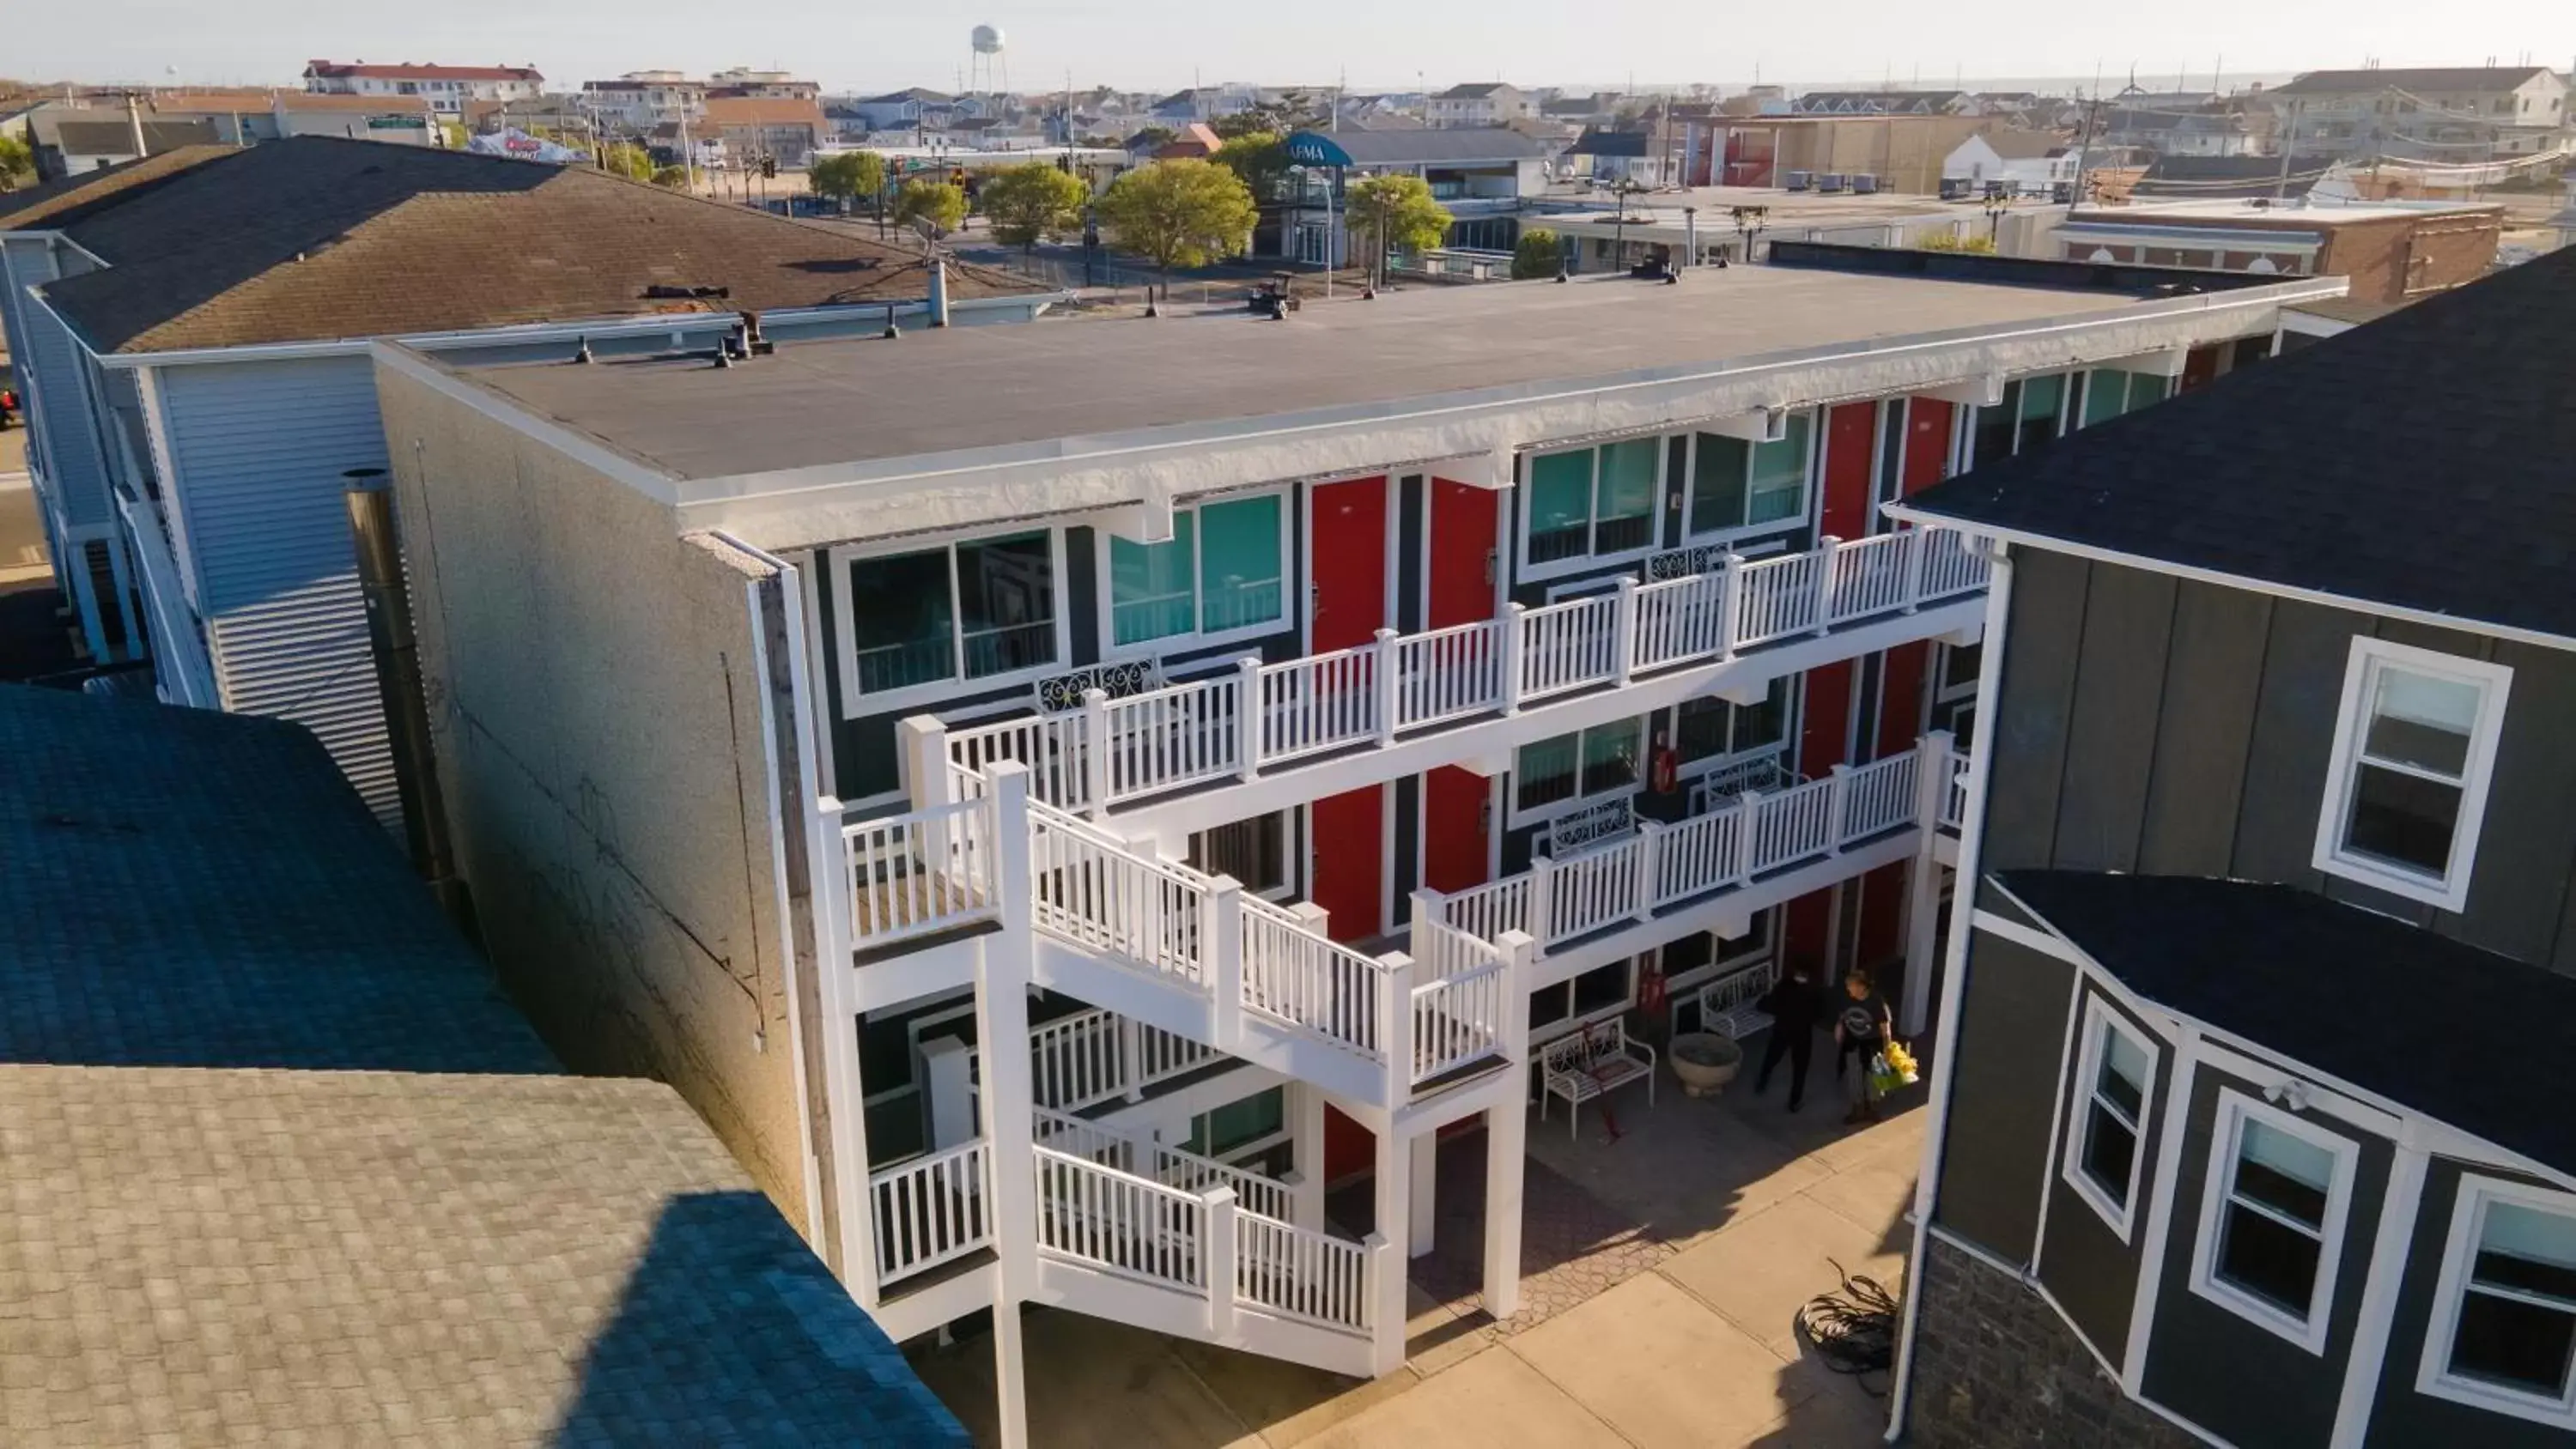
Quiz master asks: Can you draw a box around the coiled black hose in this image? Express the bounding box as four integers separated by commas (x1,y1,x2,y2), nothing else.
1798,1257,1903,1385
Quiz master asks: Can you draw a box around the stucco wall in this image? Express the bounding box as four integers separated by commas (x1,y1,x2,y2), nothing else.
374,360,814,1239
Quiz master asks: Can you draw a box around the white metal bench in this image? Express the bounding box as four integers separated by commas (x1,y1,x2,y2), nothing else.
1692,958,1780,1042
1539,1019,1657,1140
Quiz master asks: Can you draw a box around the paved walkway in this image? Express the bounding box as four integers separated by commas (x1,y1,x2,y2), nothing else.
911,1080,1924,1448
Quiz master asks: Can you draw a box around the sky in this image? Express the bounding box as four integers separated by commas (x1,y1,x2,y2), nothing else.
14,0,2576,97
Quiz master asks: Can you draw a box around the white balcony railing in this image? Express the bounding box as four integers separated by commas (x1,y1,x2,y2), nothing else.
942,526,1987,818
869,1138,994,1287
1032,1106,1295,1223
842,796,997,949
1941,750,1973,830
1009,1008,1222,1113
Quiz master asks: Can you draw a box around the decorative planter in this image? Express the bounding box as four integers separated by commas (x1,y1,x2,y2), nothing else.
1669,1032,1744,1098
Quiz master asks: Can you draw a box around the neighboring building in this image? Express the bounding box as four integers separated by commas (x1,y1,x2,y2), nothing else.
2274,65,2573,161
302,59,544,115
2096,104,2260,159
1794,89,1975,117
2131,151,2341,200
0,682,966,1447
1148,121,1224,159
1942,130,2079,195
581,70,708,128
0,137,1049,828
1888,246,2576,1449
1722,113,1990,191
701,96,827,167
1149,86,1258,124
848,88,965,135
1427,82,1530,128
2056,197,2504,301
366,244,2335,1447
708,67,823,101
1279,127,1551,260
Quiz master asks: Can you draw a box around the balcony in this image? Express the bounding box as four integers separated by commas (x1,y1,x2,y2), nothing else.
926,526,1987,831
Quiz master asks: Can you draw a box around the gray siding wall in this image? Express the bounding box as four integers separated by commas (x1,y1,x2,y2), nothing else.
158,355,401,826
2364,1157,2572,1449
1931,926,2076,1260
15,286,117,530
1984,553,2576,973
2137,1064,2391,1449
2033,983,2170,1366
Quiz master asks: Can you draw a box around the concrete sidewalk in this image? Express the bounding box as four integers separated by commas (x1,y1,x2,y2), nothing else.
911,1090,1923,1448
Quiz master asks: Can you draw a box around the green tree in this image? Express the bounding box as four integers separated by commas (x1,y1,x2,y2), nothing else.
1213,89,1325,140
1511,227,1563,280
651,164,690,188
1095,159,1259,276
979,161,1089,253
1213,131,1294,204
597,143,653,181
0,133,32,192
1344,173,1452,284
892,178,969,240
809,150,887,215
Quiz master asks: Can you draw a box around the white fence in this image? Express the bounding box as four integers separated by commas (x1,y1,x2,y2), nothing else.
1236,1213,1371,1331
1239,899,1387,1060
1016,1008,1222,1113
870,1139,993,1286
944,527,1985,817
1034,1146,1206,1289
843,797,997,948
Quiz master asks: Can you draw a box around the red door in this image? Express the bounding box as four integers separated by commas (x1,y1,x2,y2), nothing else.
1821,402,1878,540
1901,400,1954,494
1422,767,1491,893
1309,475,1388,651
1309,785,1384,942
1426,477,1498,629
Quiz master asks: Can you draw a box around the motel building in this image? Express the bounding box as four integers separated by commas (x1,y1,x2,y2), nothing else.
368,246,2340,1443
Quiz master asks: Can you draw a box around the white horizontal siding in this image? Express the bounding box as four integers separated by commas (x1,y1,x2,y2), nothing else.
161,355,404,828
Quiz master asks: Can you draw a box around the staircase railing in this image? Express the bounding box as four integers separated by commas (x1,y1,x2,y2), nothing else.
869,1138,994,1288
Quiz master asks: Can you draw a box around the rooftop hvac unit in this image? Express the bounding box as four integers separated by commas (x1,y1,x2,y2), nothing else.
1852,173,1880,195
1818,173,1849,193
1784,169,1813,191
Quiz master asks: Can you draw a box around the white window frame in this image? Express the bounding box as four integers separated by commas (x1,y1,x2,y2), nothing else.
1516,436,1667,583
1670,676,1797,782
2311,637,2512,912
2060,997,2160,1242
829,527,1071,718
1509,714,1649,829
2415,1173,2576,1430
1680,413,1818,548
1094,486,1295,661
2188,1089,2360,1355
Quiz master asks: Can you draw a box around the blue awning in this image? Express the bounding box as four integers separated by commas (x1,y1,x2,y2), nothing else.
1284,131,1353,167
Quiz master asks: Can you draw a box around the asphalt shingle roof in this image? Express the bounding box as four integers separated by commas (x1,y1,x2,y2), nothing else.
1996,871,2576,1173
0,684,966,1446
27,135,1036,355
2274,66,2557,96
1899,246,2576,644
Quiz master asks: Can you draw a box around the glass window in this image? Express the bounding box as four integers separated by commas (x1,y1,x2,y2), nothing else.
1747,414,1811,524
1527,439,1667,567
848,549,957,693
1688,433,1748,537
1109,495,1287,647
1527,451,1596,564
2066,1003,2154,1234
2193,1095,2352,1348
2079,371,2131,429
1580,718,1643,795
2015,373,2067,453
1595,440,1660,554
1516,718,1647,815
1734,676,1791,753
1184,1086,1285,1158
2317,640,2510,910
2427,1185,2576,1416
1675,694,1729,763
954,532,1056,679
1110,512,1196,645
1199,496,1283,634
1971,379,2021,465
1188,812,1291,896
1516,731,1580,812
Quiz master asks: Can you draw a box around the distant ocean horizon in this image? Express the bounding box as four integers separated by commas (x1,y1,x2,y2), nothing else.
1548,72,2304,100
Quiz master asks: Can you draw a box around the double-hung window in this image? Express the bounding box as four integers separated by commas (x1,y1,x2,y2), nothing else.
839,531,1060,706
1674,677,1792,768
2075,369,2172,429
2313,639,2511,911
1524,438,1661,573
1515,716,1643,818
1106,493,1288,650
2190,1092,2357,1353
2419,1177,2576,1428
2062,999,2157,1240
1686,414,1813,542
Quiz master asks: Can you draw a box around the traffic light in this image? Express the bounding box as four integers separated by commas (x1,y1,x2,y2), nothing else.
762,155,778,179
950,167,968,188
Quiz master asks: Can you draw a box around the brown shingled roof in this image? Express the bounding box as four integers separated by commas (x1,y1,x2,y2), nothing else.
30,136,1041,355
0,146,236,231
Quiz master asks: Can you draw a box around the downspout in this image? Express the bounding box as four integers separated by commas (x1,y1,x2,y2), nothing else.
343,469,468,924
1884,537,2013,1443
927,256,951,327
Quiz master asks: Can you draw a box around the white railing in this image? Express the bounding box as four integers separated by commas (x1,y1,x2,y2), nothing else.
982,1009,1222,1114
1441,874,1532,948
1028,804,1209,986
1411,955,1510,1083
1941,753,1972,829
1539,834,1644,943
1239,898,1387,1060
1236,1214,1370,1332
1034,1146,1205,1289
1839,750,1921,840
843,797,996,948
1258,645,1380,762
941,527,1984,816
1653,807,1745,906
1030,1108,1295,1223
870,1138,993,1286
1749,774,1839,875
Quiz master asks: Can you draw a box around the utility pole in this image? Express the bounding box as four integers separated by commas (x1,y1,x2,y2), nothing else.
2273,100,2301,199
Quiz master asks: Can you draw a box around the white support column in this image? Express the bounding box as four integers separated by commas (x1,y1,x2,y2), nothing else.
1632,820,1664,924
1733,793,1763,886
1235,655,1263,780
1900,732,1953,1038
1118,1014,1146,1103
1899,527,1930,615
1811,536,1842,637
992,1297,1030,1449
1498,602,1528,714
811,792,879,1305
1370,1119,1413,1364
1288,1082,1329,1229
1482,1096,1527,1319
1379,951,1418,1106
1826,763,1853,854
1407,1129,1438,1258
896,714,952,812
1080,688,1114,819
1716,552,1746,659
1527,855,1555,950
1364,1231,1405,1373
1205,1186,1241,1337
1207,875,1245,1050
1611,576,1639,687
977,763,1042,1292
1372,627,1401,745
104,533,142,661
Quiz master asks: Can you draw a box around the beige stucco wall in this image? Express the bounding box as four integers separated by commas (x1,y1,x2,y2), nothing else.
374,360,815,1240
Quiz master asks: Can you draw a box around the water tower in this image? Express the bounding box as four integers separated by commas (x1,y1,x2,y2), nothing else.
969,24,1008,99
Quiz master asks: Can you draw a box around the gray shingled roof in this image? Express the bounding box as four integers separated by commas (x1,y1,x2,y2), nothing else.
2273,65,2556,95
0,683,966,1447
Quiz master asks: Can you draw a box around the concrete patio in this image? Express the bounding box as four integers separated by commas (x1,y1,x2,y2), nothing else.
909,1064,1925,1447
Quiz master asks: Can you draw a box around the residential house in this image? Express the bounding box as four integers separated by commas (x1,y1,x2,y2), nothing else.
850,88,965,135
581,71,708,129
1793,90,1975,117
1279,127,1551,261
1943,130,2080,196
701,96,827,167
2056,197,2504,302
0,136,1050,828
708,68,823,101
1722,113,1990,191
363,242,2336,1446
2130,152,2340,200
2273,65,2573,161
1147,122,1224,160
2097,104,2259,160
1150,86,1259,124
1427,82,1530,128
302,59,544,116
0,681,967,1447
1564,127,1679,189
1888,244,2576,1449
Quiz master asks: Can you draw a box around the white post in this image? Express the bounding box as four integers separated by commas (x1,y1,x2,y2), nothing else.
1370,1123,1413,1367
1364,1231,1406,1373
1288,899,1331,938
921,1036,978,1149
1499,602,1528,715
1527,853,1556,949
897,713,953,811
1407,888,1441,968
1611,576,1639,687
1381,951,1418,1103
975,761,1039,1449
1207,875,1244,1050
1081,687,1113,820
1119,1013,1146,1103
1495,931,1537,1063
1407,1130,1438,1258
1826,763,1853,854
1205,1185,1241,1337
1372,627,1402,745
1916,731,1956,833
1717,552,1746,658
992,1298,1030,1449
1235,655,1263,781
1812,535,1843,636
1288,1083,1329,1228
1735,791,1763,885
1899,731,1954,1038
1900,526,1930,615
1482,1091,1527,1319
1632,819,1664,923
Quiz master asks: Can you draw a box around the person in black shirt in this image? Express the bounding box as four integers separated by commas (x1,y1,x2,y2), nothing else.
1750,961,1822,1111
1834,968,1894,1125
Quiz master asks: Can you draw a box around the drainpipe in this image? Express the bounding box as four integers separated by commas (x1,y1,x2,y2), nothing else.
343,468,468,923
127,91,149,159
927,257,951,327
1883,537,2012,1444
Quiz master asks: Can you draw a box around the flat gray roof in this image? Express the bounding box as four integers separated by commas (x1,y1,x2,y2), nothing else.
461,266,2178,482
